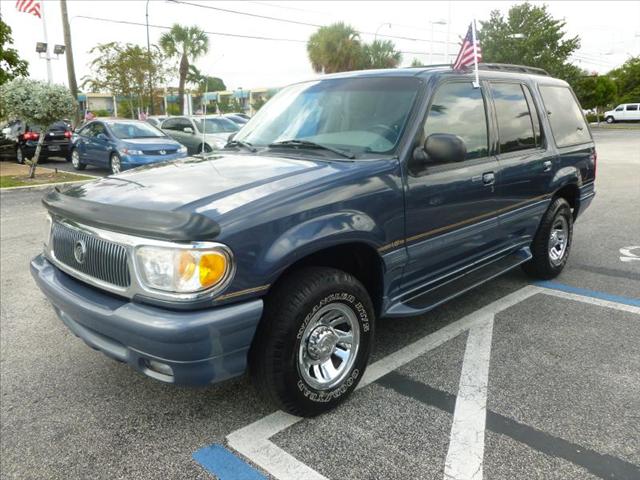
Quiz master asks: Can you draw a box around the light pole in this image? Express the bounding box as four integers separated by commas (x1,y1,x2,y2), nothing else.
429,20,447,65
374,22,391,42
146,0,155,115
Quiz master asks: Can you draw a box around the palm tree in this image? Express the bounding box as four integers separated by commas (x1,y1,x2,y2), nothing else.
307,23,365,74
159,24,209,114
363,40,402,69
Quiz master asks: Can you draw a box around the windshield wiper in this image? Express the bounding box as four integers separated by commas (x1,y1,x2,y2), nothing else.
268,139,355,159
225,139,257,152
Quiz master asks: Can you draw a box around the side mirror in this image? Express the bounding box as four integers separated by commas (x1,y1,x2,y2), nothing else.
227,132,237,142
183,127,194,134
414,133,466,165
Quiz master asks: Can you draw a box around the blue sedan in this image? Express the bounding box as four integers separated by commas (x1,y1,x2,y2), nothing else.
70,119,188,174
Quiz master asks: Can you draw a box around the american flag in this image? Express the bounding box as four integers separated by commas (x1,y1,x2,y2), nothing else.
452,23,482,70
15,0,41,18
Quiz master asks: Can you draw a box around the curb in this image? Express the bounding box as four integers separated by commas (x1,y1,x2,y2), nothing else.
0,178,94,193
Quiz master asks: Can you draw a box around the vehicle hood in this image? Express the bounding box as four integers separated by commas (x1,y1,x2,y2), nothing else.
58,153,373,220
121,137,181,149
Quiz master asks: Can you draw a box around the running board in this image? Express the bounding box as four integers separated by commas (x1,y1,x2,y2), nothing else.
385,247,532,317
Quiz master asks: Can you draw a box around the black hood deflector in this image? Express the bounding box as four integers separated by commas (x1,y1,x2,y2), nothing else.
43,189,220,242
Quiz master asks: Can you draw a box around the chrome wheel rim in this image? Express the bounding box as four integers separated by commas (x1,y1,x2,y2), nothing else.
71,150,80,168
297,302,360,391
111,155,121,174
548,216,569,265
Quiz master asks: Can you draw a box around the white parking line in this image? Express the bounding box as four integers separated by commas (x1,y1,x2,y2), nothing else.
444,316,494,480
225,285,640,480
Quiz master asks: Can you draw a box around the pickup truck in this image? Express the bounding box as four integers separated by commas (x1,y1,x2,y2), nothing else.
31,64,596,417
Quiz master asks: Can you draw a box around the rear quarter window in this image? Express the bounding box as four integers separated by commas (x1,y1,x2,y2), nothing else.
539,85,591,148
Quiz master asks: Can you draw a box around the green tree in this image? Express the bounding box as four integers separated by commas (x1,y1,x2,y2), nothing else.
186,65,226,93
0,16,29,87
307,23,365,73
478,3,580,81
362,40,402,69
82,42,166,117
160,24,209,114
608,57,640,104
0,78,76,177
410,58,424,67
574,75,617,122
216,96,242,114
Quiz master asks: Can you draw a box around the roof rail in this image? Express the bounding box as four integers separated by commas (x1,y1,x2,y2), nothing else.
476,63,550,76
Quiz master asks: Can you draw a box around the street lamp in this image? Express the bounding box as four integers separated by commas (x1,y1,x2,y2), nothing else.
374,22,391,42
429,20,447,65
146,0,155,114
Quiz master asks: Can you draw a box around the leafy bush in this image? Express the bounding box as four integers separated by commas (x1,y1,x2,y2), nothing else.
585,113,599,123
0,78,76,177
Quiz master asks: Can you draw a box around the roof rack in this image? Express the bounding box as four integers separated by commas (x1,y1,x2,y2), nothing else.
476,63,550,76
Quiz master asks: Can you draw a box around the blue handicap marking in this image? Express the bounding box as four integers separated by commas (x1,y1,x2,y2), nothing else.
535,280,640,307
193,444,267,480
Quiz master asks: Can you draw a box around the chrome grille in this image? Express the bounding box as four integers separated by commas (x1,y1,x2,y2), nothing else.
51,222,131,288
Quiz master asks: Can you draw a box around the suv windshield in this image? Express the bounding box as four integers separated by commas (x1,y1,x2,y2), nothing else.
235,77,421,155
108,121,165,139
194,117,240,134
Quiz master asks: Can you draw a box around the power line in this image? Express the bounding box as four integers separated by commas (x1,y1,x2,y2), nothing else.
167,0,452,45
73,15,307,43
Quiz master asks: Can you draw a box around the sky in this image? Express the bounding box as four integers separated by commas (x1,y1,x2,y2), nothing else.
2,0,640,92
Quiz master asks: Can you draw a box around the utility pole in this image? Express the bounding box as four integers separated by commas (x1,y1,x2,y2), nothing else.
60,0,80,125
40,0,53,83
146,0,155,115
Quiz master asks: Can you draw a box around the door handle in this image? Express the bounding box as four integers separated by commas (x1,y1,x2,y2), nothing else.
482,172,495,185
543,160,553,172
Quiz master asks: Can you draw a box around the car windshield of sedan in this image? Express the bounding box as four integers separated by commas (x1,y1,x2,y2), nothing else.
194,117,240,134
108,121,166,139
234,77,421,156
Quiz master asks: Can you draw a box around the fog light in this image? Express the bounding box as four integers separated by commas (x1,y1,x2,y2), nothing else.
145,359,174,377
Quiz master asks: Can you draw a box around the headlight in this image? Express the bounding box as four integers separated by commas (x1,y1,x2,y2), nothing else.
120,148,143,155
43,214,52,247
178,145,187,153
135,244,233,294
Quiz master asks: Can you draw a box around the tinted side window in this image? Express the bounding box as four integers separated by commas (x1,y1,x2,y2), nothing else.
162,118,178,130
424,82,488,161
491,83,536,153
176,119,192,131
627,104,638,111
539,85,590,148
615,106,624,111
522,86,544,147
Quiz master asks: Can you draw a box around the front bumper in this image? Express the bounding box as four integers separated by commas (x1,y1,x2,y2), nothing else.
121,152,187,169
30,254,263,385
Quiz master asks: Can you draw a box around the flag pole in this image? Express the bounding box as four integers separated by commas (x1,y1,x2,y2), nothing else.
471,19,480,88
40,0,53,84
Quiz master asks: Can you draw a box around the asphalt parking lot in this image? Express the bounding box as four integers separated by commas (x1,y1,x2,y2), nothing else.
1,129,638,479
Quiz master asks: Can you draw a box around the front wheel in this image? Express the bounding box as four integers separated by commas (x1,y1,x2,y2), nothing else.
71,149,86,170
250,267,375,417
109,153,121,174
605,116,615,124
522,197,573,279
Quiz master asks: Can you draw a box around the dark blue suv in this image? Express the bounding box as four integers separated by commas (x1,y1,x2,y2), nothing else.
31,64,596,416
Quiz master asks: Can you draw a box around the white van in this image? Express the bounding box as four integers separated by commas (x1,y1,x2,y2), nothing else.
604,103,640,123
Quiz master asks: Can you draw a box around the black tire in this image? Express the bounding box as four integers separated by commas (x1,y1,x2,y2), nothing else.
250,267,375,417
16,146,24,164
198,143,212,154
70,148,86,170
522,197,573,280
605,116,615,124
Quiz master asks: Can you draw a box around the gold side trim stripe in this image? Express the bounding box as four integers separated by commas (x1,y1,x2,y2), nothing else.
378,193,552,253
217,284,270,301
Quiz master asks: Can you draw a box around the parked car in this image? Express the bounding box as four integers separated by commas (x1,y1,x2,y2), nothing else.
231,112,250,120
145,115,168,128
160,115,240,154
604,103,640,123
32,64,595,417
0,119,73,163
224,113,248,126
70,119,187,174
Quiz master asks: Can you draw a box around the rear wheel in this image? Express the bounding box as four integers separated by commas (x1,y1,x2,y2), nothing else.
71,149,86,170
522,197,573,279
109,152,121,174
250,267,375,417
605,116,615,124
16,146,24,164
198,143,213,154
